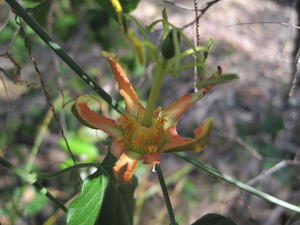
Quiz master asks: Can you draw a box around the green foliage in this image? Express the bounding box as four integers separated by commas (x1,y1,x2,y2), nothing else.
67,171,109,225
22,0,44,9
96,177,137,225
191,213,237,225
197,74,239,89
66,153,137,225
4,0,300,224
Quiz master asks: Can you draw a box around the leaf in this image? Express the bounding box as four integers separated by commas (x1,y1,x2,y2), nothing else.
191,213,238,225
96,177,137,225
96,152,138,225
196,74,239,89
120,0,140,13
22,0,43,8
67,171,109,225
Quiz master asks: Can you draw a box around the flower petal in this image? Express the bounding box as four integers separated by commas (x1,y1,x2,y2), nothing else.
113,152,140,183
162,92,203,128
111,140,126,157
103,51,144,114
141,152,160,165
162,118,213,153
72,96,123,138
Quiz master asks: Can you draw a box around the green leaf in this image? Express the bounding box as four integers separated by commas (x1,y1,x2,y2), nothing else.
96,177,137,225
59,137,98,159
120,0,140,13
197,74,239,89
67,171,109,225
22,0,43,8
191,213,238,225
96,152,137,225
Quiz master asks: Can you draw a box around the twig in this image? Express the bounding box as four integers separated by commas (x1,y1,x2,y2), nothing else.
155,164,179,225
5,0,123,113
38,162,101,178
225,21,300,30
0,156,67,212
225,20,300,99
0,68,10,101
0,52,22,83
175,152,300,213
219,159,300,213
182,0,223,29
215,132,263,160
289,42,300,99
15,16,77,167
164,0,192,11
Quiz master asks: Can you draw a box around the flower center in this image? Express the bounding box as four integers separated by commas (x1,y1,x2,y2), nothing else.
119,108,167,154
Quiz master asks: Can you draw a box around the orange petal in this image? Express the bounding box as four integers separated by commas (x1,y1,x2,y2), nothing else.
162,92,203,128
141,152,160,165
72,96,123,138
162,118,213,153
111,140,126,157
103,51,144,115
113,152,140,183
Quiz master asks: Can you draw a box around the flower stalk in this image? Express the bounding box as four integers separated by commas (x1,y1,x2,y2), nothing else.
155,164,179,225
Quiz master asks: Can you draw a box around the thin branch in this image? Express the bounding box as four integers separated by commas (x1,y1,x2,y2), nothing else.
38,163,101,178
225,21,300,30
15,17,77,167
215,132,263,160
155,164,179,225
289,45,300,99
175,152,300,213
164,0,193,11
182,0,223,29
220,159,300,212
0,156,67,212
5,0,123,113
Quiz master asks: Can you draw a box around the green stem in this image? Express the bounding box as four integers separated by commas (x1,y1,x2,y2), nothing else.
38,163,101,178
0,156,67,212
175,152,300,213
155,164,178,225
142,62,167,127
5,0,123,114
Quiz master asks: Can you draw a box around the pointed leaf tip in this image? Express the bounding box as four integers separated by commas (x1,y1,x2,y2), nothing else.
191,213,237,225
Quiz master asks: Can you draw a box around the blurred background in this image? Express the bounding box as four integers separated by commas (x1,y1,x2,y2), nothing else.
1,0,300,224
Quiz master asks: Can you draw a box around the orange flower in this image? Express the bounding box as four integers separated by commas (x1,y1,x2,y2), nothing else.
72,52,213,183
